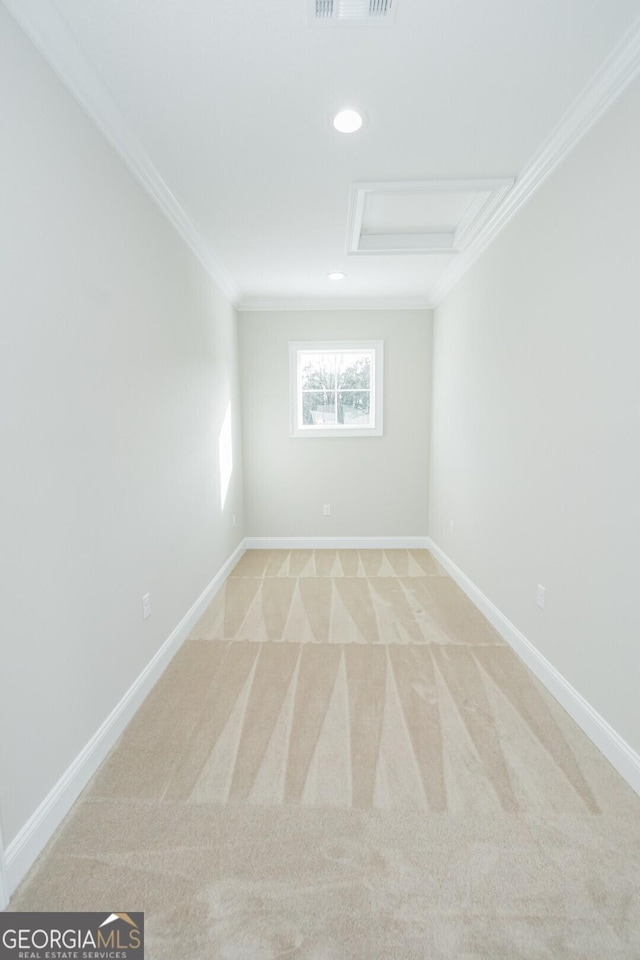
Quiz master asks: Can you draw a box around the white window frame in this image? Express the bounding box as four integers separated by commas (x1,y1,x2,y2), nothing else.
289,340,384,438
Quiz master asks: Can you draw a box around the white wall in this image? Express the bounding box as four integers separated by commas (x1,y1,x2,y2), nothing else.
0,8,243,851
240,310,432,538
0,819,7,910
430,75,640,755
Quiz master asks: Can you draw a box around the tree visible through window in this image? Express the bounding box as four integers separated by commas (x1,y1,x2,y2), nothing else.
289,341,383,437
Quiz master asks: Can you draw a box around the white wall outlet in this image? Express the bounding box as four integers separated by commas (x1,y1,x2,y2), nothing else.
536,584,545,610
448,520,455,535
323,504,331,516
142,593,152,620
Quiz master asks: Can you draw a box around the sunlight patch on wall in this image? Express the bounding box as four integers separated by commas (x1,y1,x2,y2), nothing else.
219,402,233,511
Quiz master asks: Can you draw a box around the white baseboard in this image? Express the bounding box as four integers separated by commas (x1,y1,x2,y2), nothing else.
426,538,640,798
3,539,246,899
245,536,430,550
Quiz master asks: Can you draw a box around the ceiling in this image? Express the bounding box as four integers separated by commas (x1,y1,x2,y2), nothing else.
8,0,640,308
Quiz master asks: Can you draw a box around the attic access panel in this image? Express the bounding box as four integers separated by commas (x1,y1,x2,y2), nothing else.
346,180,514,255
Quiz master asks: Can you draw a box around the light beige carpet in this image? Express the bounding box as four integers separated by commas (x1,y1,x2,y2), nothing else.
9,550,640,958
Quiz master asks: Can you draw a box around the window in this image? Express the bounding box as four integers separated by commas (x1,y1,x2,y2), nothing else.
289,340,383,438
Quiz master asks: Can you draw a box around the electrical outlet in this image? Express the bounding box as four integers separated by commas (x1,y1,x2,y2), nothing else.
448,520,455,535
536,584,545,610
323,504,331,516
142,593,152,620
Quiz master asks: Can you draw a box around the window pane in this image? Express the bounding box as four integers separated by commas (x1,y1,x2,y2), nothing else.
338,390,371,426
300,354,336,391
302,391,337,425
337,352,371,389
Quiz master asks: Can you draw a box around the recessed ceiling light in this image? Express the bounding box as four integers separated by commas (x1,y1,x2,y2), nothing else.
333,109,363,134
328,272,346,280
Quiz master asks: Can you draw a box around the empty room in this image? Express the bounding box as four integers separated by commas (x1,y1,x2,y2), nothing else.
1,0,640,957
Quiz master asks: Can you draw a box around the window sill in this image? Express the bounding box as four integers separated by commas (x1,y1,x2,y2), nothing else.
291,425,383,439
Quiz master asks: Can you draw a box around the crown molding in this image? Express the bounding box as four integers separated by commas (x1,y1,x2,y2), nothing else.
236,296,434,312
3,0,238,305
431,11,640,306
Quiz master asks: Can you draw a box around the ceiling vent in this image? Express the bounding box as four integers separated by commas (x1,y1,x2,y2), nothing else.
310,0,398,26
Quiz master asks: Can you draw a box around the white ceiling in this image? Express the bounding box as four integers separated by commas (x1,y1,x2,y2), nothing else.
9,0,640,308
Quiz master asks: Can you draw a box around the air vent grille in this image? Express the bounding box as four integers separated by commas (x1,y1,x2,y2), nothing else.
315,0,334,18
311,0,396,26
367,0,393,15
369,0,393,17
